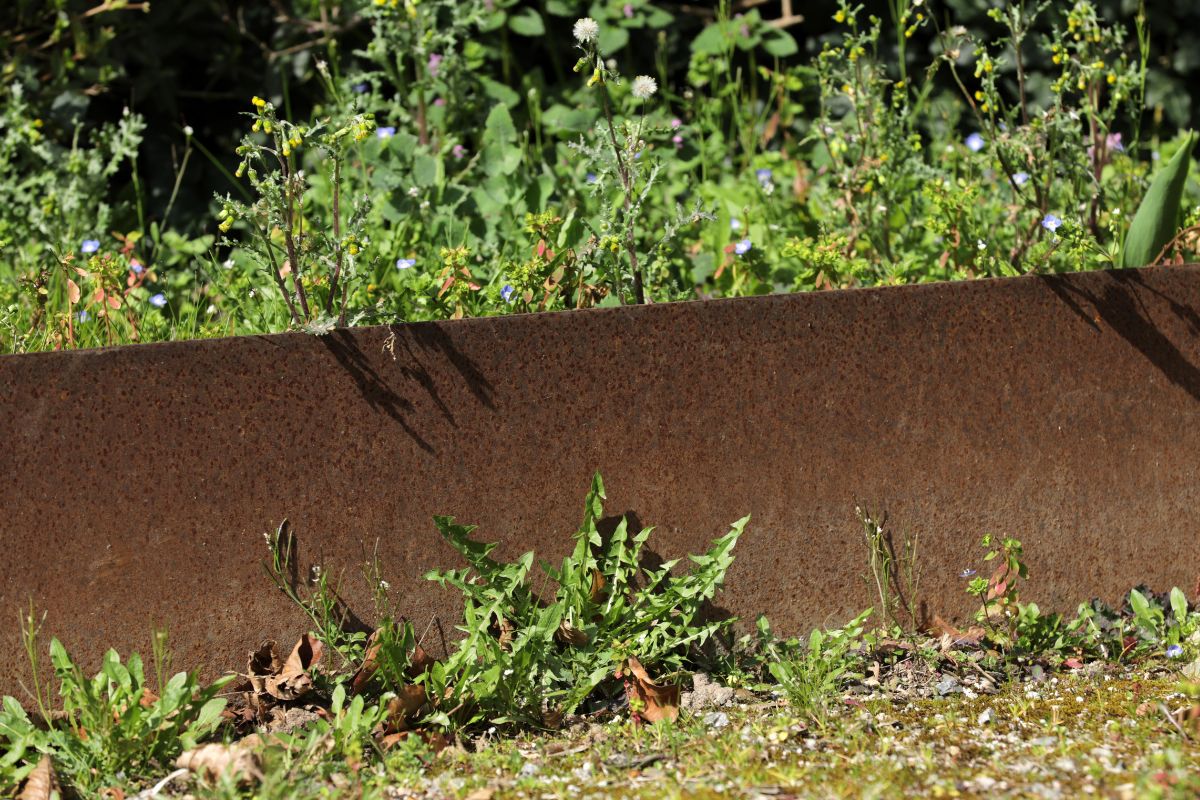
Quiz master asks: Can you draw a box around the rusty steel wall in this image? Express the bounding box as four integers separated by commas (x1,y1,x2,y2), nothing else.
3,266,1200,695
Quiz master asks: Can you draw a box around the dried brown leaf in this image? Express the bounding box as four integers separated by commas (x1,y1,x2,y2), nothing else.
555,620,589,647
621,656,679,724
66,280,80,305
383,685,427,733
18,755,60,800
350,629,438,696
174,738,263,784
265,634,323,701
930,615,986,648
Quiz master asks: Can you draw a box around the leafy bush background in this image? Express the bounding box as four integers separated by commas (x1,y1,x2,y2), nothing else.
2,0,1199,351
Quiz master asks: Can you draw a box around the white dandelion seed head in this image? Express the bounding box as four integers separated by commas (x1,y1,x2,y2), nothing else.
573,17,599,43
631,75,657,100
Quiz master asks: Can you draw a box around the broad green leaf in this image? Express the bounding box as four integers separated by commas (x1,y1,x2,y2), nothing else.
1120,130,1197,267
763,29,799,58
598,25,629,55
1170,586,1188,624
508,7,545,36
412,152,439,188
1128,588,1150,619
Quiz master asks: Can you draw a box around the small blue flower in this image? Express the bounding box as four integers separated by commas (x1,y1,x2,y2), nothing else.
130,259,144,274
149,293,166,308
376,126,396,139
959,568,977,579
501,284,515,303
965,132,985,152
734,238,752,255
756,167,773,184
76,310,89,322
1013,172,1029,186
586,172,598,184
1041,214,1063,233
81,239,100,254
396,258,416,270
353,82,369,94
1167,644,1184,658
730,218,742,231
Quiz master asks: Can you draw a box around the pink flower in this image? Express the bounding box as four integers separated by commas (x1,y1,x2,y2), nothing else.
672,134,683,149
428,53,443,78
452,144,467,159
434,97,446,107
623,3,634,17
671,117,682,129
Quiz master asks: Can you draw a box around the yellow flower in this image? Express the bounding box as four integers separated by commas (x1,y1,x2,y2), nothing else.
1107,73,1116,84
834,9,845,23
251,96,266,109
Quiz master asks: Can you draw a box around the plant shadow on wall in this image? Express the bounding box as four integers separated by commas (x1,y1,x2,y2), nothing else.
319,322,496,453
1044,270,1200,402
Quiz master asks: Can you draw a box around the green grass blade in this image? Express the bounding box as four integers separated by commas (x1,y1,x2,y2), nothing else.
1120,130,1197,267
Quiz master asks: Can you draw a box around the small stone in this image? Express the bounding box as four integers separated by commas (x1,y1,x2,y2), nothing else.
518,762,540,778
703,711,730,730
935,676,962,696
682,673,735,711
977,708,994,725
1053,757,1076,773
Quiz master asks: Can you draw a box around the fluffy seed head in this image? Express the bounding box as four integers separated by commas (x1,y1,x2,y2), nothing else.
573,17,599,43
631,75,657,100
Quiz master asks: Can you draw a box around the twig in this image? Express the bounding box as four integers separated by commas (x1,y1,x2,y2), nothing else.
133,768,189,799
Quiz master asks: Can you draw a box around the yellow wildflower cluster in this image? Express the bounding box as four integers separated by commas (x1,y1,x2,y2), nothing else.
372,0,418,18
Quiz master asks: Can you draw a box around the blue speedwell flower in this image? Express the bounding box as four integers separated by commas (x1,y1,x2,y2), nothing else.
396,258,416,270
1041,214,1063,232
756,168,773,184
149,293,167,308
730,218,742,231
965,132,985,152
1167,644,1184,658
734,239,752,255
376,126,396,139
959,568,977,578
501,284,515,303
1013,172,1029,186
77,310,89,322
81,239,100,254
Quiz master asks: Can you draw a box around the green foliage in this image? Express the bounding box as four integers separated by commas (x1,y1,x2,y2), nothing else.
6,0,1200,353
1120,130,1198,266
0,626,228,793
422,472,747,728
752,610,871,724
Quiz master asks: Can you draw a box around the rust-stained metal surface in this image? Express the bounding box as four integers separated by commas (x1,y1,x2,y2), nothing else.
3,266,1200,695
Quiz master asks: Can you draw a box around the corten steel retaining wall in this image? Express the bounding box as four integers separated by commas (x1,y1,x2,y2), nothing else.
2,266,1200,695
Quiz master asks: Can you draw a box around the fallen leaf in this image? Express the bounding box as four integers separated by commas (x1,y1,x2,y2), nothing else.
620,656,679,724
1064,657,1084,670
175,737,263,783
464,788,495,800
349,628,437,696
265,634,323,701
66,279,80,305
379,729,449,752
18,755,60,800
383,685,428,733
247,640,284,698
555,620,589,647
930,615,986,648
99,787,125,800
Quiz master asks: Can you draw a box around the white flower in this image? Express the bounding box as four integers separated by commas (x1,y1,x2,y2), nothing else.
573,17,599,43
631,75,657,100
